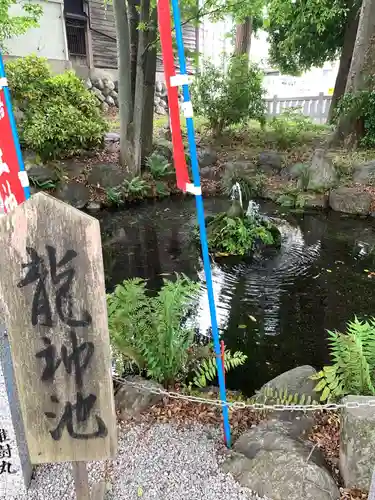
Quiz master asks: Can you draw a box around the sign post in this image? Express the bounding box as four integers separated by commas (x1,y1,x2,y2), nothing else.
0,193,117,498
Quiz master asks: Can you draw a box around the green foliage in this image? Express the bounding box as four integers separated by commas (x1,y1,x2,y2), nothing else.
265,0,352,75
0,0,42,49
146,153,173,178
203,212,279,257
106,187,125,207
191,55,265,135
312,317,375,402
336,89,375,148
122,176,149,197
269,109,323,149
192,350,247,388
155,180,170,197
254,385,318,406
276,188,308,209
5,56,107,159
106,176,150,205
221,167,266,200
29,177,58,191
107,275,200,386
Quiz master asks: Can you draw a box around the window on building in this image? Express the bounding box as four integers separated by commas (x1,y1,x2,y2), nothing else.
64,0,88,61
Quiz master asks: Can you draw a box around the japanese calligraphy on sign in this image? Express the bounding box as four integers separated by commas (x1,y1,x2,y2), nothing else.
0,89,26,212
0,193,116,463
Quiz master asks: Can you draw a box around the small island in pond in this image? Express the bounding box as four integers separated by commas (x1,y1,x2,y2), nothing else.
196,184,282,258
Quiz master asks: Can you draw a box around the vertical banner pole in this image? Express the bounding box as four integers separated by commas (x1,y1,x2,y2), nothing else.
0,53,30,201
167,0,231,447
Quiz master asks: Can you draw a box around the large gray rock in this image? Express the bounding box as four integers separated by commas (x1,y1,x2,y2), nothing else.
92,87,106,102
222,448,339,500
153,139,173,162
115,376,163,419
234,419,319,460
353,160,375,185
307,149,338,190
259,151,283,172
106,96,115,106
258,365,317,402
304,193,329,209
87,163,126,189
58,159,86,179
329,188,372,215
55,181,90,209
340,395,375,489
224,161,256,178
26,164,60,183
198,147,218,168
155,105,167,115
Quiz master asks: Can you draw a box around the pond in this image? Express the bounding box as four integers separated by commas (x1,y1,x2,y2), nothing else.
97,197,375,396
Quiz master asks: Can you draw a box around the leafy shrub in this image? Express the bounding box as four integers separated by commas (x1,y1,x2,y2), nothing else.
6,55,107,158
312,317,375,401
254,385,317,406
221,167,266,200
276,188,307,209
108,276,247,387
146,153,173,179
202,212,280,257
336,90,375,148
108,275,199,386
269,109,323,149
106,176,150,205
192,349,247,388
191,55,265,135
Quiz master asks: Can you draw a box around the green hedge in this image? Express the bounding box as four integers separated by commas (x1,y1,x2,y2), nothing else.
5,55,108,159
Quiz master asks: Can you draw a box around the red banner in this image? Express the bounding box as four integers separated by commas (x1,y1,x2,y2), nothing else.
0,88,26,212
157,0,190,192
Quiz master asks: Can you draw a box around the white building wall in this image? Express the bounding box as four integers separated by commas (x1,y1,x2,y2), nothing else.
199,21,339,98
5,0,69,65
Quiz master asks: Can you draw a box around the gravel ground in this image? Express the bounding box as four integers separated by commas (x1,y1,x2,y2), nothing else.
16,423,271,500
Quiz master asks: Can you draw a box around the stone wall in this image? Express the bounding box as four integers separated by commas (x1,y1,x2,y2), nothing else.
85,76,182,116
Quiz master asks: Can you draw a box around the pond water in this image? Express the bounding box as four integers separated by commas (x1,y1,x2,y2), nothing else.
97,197,375,396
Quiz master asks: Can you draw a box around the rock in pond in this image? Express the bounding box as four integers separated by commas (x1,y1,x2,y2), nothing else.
304,193,329,209
26,164,60,183
353,160,375,184
340,395,375,490
114,376,163,419
197,147,218,168
259,151,283,173
329,188,372,215
55,181,90,209
307,149,338,191
87,163,126,189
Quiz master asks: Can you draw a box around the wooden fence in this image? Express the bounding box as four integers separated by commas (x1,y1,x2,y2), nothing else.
265,92,332,124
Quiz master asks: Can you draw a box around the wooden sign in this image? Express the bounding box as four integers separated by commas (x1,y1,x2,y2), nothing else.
0,193,117,464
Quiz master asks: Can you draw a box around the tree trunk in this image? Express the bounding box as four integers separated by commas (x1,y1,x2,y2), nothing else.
128,0,140,106
334,0,375,146
234,17,253,57
328,6,359,123
140,10,157,163
133,1,156,172
113,0,134,170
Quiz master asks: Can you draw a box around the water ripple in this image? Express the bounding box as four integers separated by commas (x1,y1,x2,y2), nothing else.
196,219,321,336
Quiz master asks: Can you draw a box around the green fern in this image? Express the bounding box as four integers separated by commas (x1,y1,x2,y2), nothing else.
107,274,200,387
253,385,317,406
146,153,173,179
192,350,247,388
312,316,375,402
122,176,149,197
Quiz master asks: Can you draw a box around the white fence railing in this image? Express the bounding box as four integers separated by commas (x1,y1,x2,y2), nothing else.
265,92,332,124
